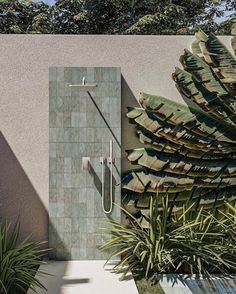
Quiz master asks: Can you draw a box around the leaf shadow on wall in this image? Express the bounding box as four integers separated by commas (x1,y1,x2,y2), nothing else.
121,75,141,173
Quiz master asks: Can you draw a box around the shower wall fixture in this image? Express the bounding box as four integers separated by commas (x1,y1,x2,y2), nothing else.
49,67,121,260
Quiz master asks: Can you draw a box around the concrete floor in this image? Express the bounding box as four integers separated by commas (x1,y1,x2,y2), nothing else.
28,260,138,294
27,261,236,294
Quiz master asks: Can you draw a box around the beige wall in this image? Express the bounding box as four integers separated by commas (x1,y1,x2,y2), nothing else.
0,34,231,242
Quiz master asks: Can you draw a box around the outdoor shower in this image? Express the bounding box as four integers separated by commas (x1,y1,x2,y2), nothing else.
49,67,121,260
70,77,114,214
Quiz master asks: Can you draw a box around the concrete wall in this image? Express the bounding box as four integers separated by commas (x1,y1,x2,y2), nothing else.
0,34,231,243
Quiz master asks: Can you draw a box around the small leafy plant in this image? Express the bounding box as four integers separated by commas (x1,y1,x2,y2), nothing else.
100,196,236,280
0,221,49,294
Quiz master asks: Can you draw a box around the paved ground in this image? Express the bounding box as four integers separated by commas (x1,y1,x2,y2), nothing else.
28,261,236,294
28,260,139,294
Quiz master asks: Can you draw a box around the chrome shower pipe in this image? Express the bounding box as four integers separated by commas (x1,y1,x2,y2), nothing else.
100,156,106,214
100,140,114,214
107,140,114,214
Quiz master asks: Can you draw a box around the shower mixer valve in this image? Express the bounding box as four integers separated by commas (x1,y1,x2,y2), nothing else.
82,157,90,171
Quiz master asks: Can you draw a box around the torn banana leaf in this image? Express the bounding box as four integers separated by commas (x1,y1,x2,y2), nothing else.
138,93,236,142
126,148,236,178
123,29,236,212
134,186,236,209
173,67,236,127
194,31,236,95
137,128,236,160
127,105,236,149
122,169,236,194
232,24,236,56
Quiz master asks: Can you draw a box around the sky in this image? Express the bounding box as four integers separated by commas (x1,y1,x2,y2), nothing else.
35,0,55,4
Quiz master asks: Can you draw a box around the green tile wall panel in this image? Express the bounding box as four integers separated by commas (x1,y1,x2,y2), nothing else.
49,67,121,260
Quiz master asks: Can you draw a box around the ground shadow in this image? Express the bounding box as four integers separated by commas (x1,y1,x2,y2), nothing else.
62,278,90,284
28,261,90,294
103,260,134,281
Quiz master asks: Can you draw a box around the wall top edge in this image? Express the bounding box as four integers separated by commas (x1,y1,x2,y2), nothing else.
0,34,232,39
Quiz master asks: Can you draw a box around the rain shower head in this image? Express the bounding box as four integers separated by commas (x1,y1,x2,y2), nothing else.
69,77,97,92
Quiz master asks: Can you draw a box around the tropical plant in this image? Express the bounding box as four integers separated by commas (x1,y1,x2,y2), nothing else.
0,0,51,34
0,221,48,294
122,26,236,212
100,195,236,280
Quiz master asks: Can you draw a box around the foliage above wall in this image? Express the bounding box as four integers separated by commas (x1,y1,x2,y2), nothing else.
0,0,235,34
122,25,236,212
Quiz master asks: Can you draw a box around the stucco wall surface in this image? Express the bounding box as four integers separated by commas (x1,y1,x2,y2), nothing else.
0,34,231,242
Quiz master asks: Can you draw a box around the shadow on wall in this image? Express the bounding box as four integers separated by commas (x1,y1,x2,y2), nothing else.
121,75,142,172
0,131,48,243
0,131,68,258
0,131,80,287
87,91,121,148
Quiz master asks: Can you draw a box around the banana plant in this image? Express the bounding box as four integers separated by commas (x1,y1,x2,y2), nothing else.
123,26,236,211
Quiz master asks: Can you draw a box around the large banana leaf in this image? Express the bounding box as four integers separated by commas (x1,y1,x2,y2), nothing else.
232,24,236,56
173,67,236,126
137,93,236,143
123,29,236,212
196,32,236,88
122,169,236,194
133,186,236,211
126,148,236,178
137,128,236,159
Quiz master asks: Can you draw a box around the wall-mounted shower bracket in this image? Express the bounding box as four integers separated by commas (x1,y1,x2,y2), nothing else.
69,77,97,92
99,157,106,164
107,157,115,164
108,140,115,164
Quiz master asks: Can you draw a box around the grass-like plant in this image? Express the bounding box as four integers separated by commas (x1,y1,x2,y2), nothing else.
0,221,49,294
100,196,236,280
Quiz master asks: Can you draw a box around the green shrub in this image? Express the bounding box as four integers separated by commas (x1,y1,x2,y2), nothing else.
0,221,49,294
100,196,236,280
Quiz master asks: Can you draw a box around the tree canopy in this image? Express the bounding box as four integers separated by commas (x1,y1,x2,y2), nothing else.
0,0,235,34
